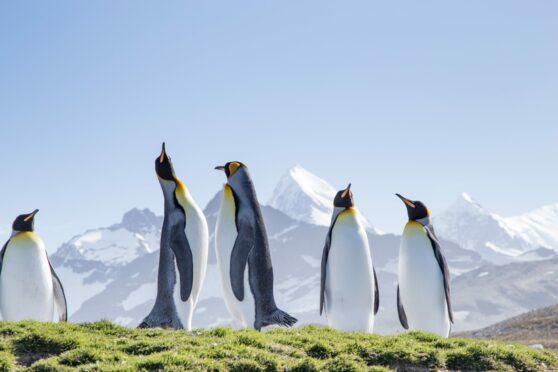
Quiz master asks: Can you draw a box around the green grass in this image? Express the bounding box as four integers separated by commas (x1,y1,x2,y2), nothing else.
0,321,556,371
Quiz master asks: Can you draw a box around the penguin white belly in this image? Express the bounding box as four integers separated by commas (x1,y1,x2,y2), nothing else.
325,210,375,333
0,235,54,321
173,203,209,331
215,186,255,328
399,222,450,337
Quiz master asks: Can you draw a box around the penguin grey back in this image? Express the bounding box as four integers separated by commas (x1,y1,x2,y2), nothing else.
139,143,194,329
216,162,297,330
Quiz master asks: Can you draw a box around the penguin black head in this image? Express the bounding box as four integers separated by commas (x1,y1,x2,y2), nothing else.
396,194,430,221
12,209,39,232
155,142,176,181
214,161,246,179
334,184,354,208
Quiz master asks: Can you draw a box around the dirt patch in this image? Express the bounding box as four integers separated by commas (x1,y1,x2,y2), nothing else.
16,352,53,367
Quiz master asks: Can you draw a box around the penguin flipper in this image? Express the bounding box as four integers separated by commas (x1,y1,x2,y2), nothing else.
48,258,68,322
424,225,453,324
230,224,254,301
373,266,380,315
319,223,335,316
397,285,409,330
170,224,194,302
0,240,7,277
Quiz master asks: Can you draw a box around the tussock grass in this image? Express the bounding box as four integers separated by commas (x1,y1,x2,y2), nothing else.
0,321,555,371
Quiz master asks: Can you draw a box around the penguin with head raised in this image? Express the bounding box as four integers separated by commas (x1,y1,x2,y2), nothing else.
0,210,67,322
320,184,379,333
395,194,453,337
214,161,297,330
139,143,208,330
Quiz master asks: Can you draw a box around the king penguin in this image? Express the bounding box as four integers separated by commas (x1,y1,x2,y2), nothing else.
0,210,67,322
139,143,208,330
396,194,453,338
214,161,297,331
320,184,379,333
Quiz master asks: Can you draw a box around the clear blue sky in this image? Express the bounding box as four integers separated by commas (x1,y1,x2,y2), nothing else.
1,1,557,251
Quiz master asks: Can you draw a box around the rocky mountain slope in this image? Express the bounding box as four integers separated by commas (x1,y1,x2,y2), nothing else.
460,304,558,350
451,258,558,332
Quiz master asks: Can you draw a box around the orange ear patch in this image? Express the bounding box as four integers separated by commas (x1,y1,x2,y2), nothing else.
228,162,241,176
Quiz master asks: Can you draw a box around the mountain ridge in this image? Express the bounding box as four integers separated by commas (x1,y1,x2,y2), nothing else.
434,193,558,264
45,166,558,334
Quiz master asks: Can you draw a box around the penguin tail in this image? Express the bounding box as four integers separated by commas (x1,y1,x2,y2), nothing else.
265,309,298,328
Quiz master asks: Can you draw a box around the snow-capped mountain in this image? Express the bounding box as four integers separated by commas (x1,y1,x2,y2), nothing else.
267,165,376,232
51,194,481,333
506,204,558,251
46,171,558,334
54,208,161,266
50,208,162,320
434,193,558,264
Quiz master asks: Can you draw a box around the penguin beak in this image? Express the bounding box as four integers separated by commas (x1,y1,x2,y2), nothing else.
159,142,166,164
396,194,415,209
214,165,226,172
24,209,39,222
341,183,351,198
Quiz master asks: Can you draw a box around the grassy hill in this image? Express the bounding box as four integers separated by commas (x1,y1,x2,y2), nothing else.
460,304,558,351
0,321,556,371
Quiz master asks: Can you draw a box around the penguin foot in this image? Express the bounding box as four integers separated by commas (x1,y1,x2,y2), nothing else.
262,309,298,329
137,315,183,330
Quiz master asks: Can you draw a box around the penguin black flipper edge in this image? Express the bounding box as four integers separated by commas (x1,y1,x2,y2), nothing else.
319,222,335,316
0,240,7,277
397,285,409,329
170,223,194,302
48,258,68,322
373,267,380,315
230,222,254,301
424,225,453,323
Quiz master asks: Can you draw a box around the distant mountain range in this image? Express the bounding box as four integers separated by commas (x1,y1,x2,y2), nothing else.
43,166,558,334
435,193,558,264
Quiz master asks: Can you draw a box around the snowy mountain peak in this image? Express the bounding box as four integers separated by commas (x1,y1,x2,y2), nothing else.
448,192,490,216
120,208,161,234
505,203,558,251
267,165,339,227
53,208,162,266
461,192,474,203
434,193,556,263
267,165,376,232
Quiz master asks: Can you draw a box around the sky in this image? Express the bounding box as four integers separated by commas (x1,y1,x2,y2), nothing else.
1,1,557,251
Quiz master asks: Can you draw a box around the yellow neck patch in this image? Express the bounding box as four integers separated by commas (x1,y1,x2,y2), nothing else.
404,220,427,233
174,179,190,210
10,231,40,244
336,207,357,223
228,162,241,177
222,184,237,221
